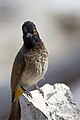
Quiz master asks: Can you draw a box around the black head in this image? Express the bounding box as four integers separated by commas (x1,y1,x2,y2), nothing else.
22,21,41,49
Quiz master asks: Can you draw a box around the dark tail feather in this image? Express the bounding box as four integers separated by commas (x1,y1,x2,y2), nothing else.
8,100,21,120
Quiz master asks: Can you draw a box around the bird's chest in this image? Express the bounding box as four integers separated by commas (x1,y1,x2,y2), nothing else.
20,51,48,88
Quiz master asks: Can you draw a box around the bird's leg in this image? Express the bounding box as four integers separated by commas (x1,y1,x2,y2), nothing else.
21,86,33,98
24,90,33,98
35,84,44,97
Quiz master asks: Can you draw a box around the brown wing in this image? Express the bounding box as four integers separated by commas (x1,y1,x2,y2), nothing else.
11,46,25,99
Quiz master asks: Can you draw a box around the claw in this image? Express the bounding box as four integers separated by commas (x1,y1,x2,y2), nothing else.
21,86,33,98
35,85,44,97
24,90,33,98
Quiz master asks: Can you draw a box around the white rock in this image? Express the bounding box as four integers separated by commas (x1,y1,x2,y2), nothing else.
19,83,80,120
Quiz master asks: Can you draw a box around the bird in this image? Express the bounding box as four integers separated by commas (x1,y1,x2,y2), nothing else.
8,21,48,120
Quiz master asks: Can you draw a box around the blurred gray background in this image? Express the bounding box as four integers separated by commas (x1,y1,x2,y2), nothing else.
0,0,80,120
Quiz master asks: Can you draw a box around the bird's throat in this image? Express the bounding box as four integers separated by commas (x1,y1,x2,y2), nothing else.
23,36,34,50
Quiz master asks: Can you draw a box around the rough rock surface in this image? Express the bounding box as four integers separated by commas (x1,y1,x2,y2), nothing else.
19,83,80,120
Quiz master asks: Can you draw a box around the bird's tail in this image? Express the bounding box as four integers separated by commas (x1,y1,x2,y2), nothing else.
8,100,21,120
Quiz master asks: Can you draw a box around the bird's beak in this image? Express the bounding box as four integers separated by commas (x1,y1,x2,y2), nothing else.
26,33,33,38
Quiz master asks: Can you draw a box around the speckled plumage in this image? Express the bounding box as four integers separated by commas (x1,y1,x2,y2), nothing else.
9,21,48,120
11,42,48,97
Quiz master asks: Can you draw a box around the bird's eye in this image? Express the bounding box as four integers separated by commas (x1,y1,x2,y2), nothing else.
33,29,37,35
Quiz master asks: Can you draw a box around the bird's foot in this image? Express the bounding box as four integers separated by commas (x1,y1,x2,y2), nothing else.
24,90,33,98
21,86,33,98
35,85,44,97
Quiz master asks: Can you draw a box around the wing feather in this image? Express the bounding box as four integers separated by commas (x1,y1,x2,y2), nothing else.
11,46,25,98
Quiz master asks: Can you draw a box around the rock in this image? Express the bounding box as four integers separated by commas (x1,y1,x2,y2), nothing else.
19,83,80,120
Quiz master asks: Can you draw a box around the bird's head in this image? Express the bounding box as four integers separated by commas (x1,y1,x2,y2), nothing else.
22,21,41,49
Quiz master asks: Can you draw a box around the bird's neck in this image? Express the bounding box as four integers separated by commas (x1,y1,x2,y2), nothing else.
23,35,43,51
